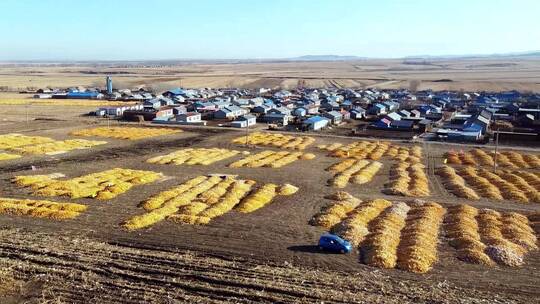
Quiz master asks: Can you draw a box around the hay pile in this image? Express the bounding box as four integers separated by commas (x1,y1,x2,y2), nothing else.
445,204,493,265
310,192,361,229
331,199,392,246
147,148,240,166
361,202,410,268
231,132,315,150
70,126,181,140
436,166,479,200
0,197,87,220
396,202,446,273
14,168,161,200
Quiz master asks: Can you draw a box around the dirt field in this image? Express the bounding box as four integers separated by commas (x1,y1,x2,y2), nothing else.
1,57,540,92
0,108,539,303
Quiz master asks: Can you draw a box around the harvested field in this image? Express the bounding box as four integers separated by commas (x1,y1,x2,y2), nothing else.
0,119,538,302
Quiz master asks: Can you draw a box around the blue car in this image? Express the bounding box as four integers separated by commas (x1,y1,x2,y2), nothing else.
318,233,352,253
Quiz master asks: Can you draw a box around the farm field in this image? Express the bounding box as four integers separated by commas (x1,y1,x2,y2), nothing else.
0,118,538,302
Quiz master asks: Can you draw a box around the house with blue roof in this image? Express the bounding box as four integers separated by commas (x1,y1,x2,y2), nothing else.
302,116,329,131
368,103,387,115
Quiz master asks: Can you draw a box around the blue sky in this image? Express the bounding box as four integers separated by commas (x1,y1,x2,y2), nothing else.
1,0,539,60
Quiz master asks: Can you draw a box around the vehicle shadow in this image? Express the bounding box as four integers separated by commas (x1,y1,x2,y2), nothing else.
287,245,340,254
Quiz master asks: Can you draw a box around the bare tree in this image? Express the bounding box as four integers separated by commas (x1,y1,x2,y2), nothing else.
409,80,421,93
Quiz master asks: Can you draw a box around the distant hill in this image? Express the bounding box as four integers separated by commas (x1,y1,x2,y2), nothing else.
288,55,366,61
403,51,540,60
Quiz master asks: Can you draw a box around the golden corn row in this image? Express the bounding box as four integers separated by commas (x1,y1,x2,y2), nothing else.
396,202,445,273
14,168,161,200
309,192,361,229
71,126,181,140
331,199,392,247
147,148,240,166
0,133,54,149
9,139,107,155
445,204,493,265
231,132,315,150
0,197,87,220
436,166,480,200
361,202,410,269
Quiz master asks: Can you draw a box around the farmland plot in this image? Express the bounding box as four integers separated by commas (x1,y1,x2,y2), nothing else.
71,126,181,140
13,168,161,200
123,175,298,229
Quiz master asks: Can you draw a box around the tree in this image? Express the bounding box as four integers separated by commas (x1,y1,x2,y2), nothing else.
409,80,420,93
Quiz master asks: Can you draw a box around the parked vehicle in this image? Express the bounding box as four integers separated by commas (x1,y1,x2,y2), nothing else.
318,233,352,253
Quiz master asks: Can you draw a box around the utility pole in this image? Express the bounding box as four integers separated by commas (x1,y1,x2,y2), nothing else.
245,121,250,147
25,100,29,124
493,128,500,172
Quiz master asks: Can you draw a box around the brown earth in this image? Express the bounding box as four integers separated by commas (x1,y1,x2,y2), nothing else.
0,114,538,302
1,57,540,92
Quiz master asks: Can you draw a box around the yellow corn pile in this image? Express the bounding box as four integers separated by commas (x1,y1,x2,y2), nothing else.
320,141,391,159
310,192,361,229
71,126,181,140
147,148,240,166
477,209,537,266
124,175,299,229
331,199,392,246
0,197,87,220
9,139,106,155
446,148,539,169
476,169,529,203
228,150,314,168
232,132,315,150
436,166,479,200
458,166,503,200
396,202,445,273
361,202,410,268
445,204,493,265
327,159,382,188
0,153,21,161
0,133,54,149
14,168,161,200
236,183,278,213
384,162,430,197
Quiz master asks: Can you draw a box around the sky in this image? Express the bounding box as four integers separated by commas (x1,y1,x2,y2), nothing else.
1,0,539,60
